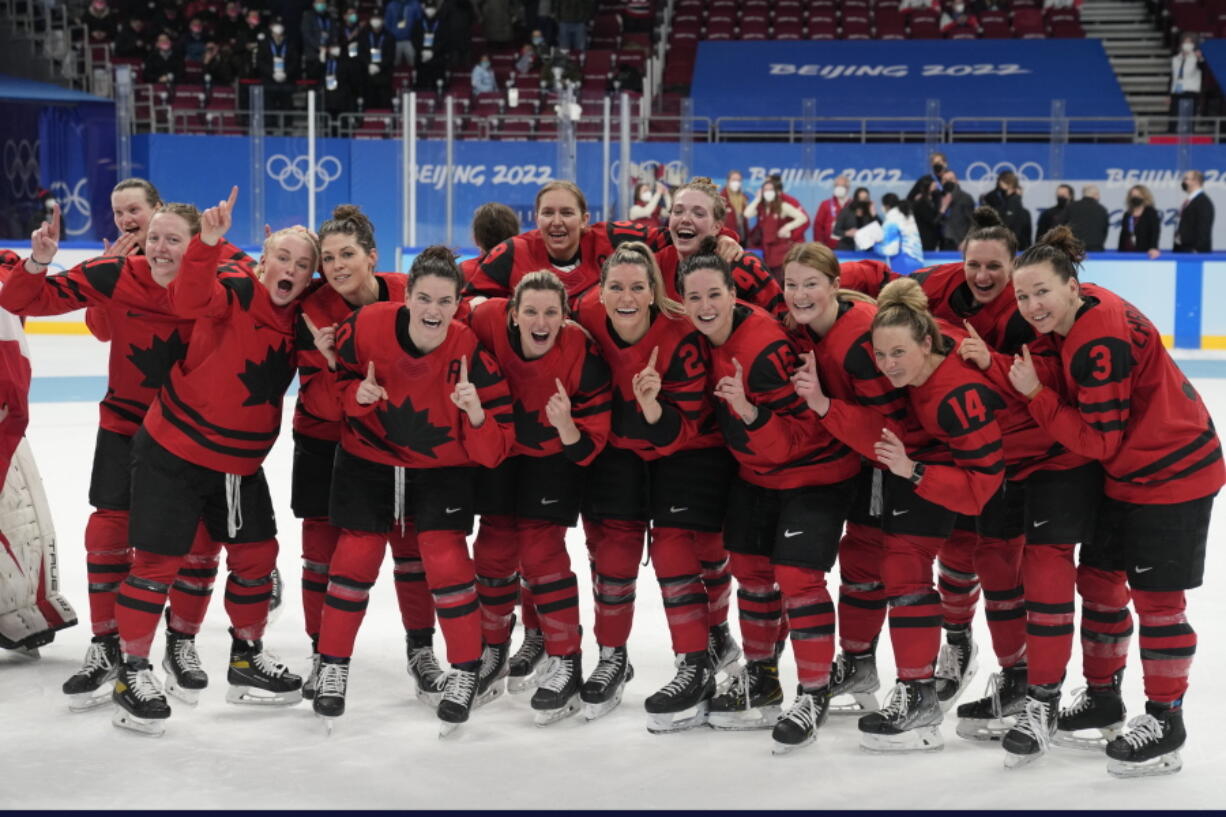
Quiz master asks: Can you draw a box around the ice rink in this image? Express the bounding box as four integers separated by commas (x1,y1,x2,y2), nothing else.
3,333,1224,811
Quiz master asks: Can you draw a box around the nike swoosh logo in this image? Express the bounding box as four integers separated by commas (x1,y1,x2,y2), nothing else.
127,311,146,318
445,507,462,514
1032,519,1050,528
892,509,909,516
669,506,689,513
1134,566,1154,573
783,529,803,538
540,498,559,505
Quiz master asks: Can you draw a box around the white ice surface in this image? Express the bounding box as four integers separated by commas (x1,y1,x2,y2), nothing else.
2,334,1224,810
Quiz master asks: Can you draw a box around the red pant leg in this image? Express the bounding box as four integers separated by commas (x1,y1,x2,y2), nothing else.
223,538,279,641
300,517,341,641
882,533,944,681
650,526,708,655
518,519,580,656
1133,589,1196,704
116,550,181,659
976,535,1026,668
389,521,436,635
84,508,131,636
317,530,386,659
419,529,482,666
1077,565,1133,687
166,524,221,635
1023,543,1077,686
694,531,732,628
776,564,835,689
730,551,782,662
589,518,644,648
937,528,979,630
837,521,888,653
472,514,519,645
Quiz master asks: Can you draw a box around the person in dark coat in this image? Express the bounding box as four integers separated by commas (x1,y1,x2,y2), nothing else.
937,170,975,250
1062,185,1109,252
1118,184,1162,257
1174,169,1215,253
908,175,942,252
256,20,301,111
980,170,1032,251
1036,184,1073,239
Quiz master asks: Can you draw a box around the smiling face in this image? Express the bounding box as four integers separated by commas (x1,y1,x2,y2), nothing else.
600,262,653,339
261,233,316,307
515,288,566,359
144,212,193,284
113,188,158,246
320,233,377,304
963,239,1013,305
669,188,720,259
1012,261,1081,337
535,189,589,261
407,273,459,351
783,261,839,329
682,267,735,345
872,324,932,388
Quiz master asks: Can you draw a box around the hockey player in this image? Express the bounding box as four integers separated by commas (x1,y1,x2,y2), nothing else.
467,272,612,724
296,205,443,707
571,242,735,728
679,245,860,753
1006,226,1223,777
311,246,515,736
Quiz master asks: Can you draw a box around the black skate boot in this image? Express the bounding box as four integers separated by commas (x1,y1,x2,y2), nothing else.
162,629,208,706
707,622,742,675
112,658,172,737
225,629,303,706
708,658,784,731
63,634,121,712
580,645,633,721
476,639,511,710
507,628,546,694
829,640,882,714
1002,682,1062,769
303,636,321,702
406,631,447,709
858,679,944,753
1055,670,1126,750
955,663,1028,741
933,626,978,712
1106,700,1186,778
530,652,582,726
645,651,715,734
772,685,831,755
437,659,481,737
313,656,350,728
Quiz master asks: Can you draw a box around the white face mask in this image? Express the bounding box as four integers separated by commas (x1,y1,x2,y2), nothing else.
953,4,964,12
424,6,436,17
270,23,284,36
763,190,777,203
728,179,742,193
370,17,383,29
1183,41,1195,53
833,185,848,199
639,190,653,204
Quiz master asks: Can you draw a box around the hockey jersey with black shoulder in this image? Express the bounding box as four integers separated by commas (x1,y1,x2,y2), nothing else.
655,245,786,321
838,260,899,300
911,262,1034,355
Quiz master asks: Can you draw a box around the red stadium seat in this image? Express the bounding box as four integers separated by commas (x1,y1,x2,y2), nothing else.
1012,8,1046,37
876,12,906,37
909,11,941,37
808,18,838,38
706,17,736,38
842,18,872,38
741,18,770,38
981,18,1012,37
775,19,804,37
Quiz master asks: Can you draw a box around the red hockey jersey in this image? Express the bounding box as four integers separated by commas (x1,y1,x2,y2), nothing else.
838,260,898,300
911,262,1034,355
334,303,515,470
469,298,612,464
655,245,787,321
1028,283,1224,504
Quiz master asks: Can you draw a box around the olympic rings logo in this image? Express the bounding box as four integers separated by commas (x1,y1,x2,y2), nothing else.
49,178,93,236
266,154,343,193
3,139,40,199
964,161,1045,186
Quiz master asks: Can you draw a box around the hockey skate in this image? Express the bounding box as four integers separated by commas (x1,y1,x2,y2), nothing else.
63,635,121,712
530,653,582,726
225,631,303,706
955,664,1027,742
858,679,944,753
707,659,783,731
828,646,881,715
645,651,714,734
708,622,742,676
772,686,830,755
507,628,546,694
162,630,208,706
1105,702,1185,778
407,635,447,709
476,640,511,709
1002,684,1061,770
112,660,171,737
933,629,978,713
1055,671,1126,750
303,651,322,701
437,661,480,737
313,658,349,732
580,645,633,721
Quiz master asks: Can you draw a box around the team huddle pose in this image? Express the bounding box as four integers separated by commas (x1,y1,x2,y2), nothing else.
3,175,1217,779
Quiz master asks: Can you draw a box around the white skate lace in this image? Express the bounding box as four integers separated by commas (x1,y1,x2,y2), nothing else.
587,647,625,688
129,668,165,702
171,638,204,674
1062,686,1091,718
511,630,545,669
656,657,700,698
317,662,349,697
781,692,818,731
252,650,289,678
536,656,574,694
1013,696,1054,751
879,682,912,721
409,646,446,686
717,665,749,707
442,669,478,705
830,653,850,689
1119,714,1164,750
935,640,968,682
479,643,507,684
78,642,115,676
975,671,1004,717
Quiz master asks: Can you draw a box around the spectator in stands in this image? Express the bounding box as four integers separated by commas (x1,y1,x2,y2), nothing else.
527,1,558,45
908,175,942,252
321,40,362,129
362,13,397,108
623,0,653,32
82,0,118,43
629,181,669,227
1063,184,1109,252
258,19,301,111
143,32,183,83
341,7,364,60
937,169,975,249
556,0,594,52
832,186,873,251
201,40,236,85
873,192,925,274
1170,35,1206,126
514,40,540,74
1036,183,1073,238
215,2,245,49
813,174,850,249
385,0,421,68
481,0,521,46
542,47,581,87
608,61,643,93
1119,184,1161,257
745,177,808,274
446,0,477,70
412,0,450,90
900,0,937,15
940,1,980,36
302,1,338,79
1174,169,1215,253
153,3,184,41
721,170,748,242
980,170,1032,250
928,150,949,180
237,10,268,76
770,174,811,241
182,17,208,62
115,16,153,60
472,53,498,93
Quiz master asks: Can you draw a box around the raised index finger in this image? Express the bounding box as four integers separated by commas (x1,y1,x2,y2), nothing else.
459,354,469,382
1022,344,1033,365
49,202,61,239
224,185,239,212
646,346,659,370
303,314,320,337
963,320,982,340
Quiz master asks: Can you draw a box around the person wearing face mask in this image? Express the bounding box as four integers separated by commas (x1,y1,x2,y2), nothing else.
1118,185,1161,257
980,171,1032,252
907,175,942,252
813,175,851,250
1062,184,1109,253
937,170,975,250
153,2,184,40
628,181,669,227
1036,184,1073,240
201,39,236,86
744,180,807,275
1174,169,1214,253
340,7,364,61
320,38,361,126
301,0,335,76
471,53,498,94
181,17,208,62
214,1,245,49
362,12,397,108
720,170,748,242
940,0,980,36
237,10,267,67
832,187,874,252
143,33,183,83
115,16,152,60
411,0,451,91
384,0,422,68
1170,37,1206,129
257,19,301,112
81,0,117,42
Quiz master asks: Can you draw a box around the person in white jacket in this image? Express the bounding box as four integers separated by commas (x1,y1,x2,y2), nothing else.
864,193,924,274
1170,35,1205,126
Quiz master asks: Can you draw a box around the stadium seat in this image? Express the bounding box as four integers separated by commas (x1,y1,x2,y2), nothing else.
909,11,941,37
1012,8,1046,37
876,12,907,38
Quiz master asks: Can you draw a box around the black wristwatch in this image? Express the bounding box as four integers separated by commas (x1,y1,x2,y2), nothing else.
909,463,926,485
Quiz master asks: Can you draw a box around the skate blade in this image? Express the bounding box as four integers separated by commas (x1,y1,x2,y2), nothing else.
415,686,444,711
1004,749,1046,770
474,679,506,710
225,685,303,706
10,646,40,660
315,711,339,735
830,691,880,715
533,695,581,727
646,701,709,734
67,687,115,713
164,680,203,707
712,646,744,676
936,664,979,714
111,707,167,737
507,669,541,695
1053,724,1123,751
708,704,782,731
772,733,817,755
438,719,465,738
955,716,1016,742
859,725,944,753
1107,750,1183,779
582,686,626,722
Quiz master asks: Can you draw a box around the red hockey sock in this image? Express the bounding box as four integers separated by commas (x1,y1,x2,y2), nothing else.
473,514,519,644
1077,565,1133,687
976,534,1025,668
300,517,341,640
1133,589,1196,704
84,508,131,636
166,525,221,635
730,551,782,662
518,519,579,656
389,522,436,634
882,533,944,680
1022,543,1076,686
694,531,732,628
589,518,644,648
650,526,708,655
420,529,482,666
937,528,979,630
836,521,888,653
776,564,835,689
116,549,181,659
317,530,385,659
519,581,540,630
223,538,278,641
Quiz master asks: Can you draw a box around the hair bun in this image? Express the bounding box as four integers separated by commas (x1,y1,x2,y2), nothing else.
1036,225,1086,266
876,276,929,313
971,206,1003,229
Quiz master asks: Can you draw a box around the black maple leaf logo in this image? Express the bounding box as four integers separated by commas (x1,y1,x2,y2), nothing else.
127,330,189,389
377,395,454,457
512,399,556,450
237,341,295,407
715,404,753,455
